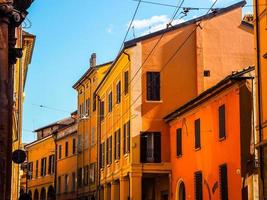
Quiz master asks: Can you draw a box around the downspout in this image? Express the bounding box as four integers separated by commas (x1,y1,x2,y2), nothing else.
97,95,101,200
255,0,264,195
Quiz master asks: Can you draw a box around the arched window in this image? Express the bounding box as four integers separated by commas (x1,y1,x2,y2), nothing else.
47,185,56,200
40,187,46,200
176,180,186,200
34,189,39,200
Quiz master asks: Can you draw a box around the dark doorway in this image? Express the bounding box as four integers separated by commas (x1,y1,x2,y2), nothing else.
178,182,186,200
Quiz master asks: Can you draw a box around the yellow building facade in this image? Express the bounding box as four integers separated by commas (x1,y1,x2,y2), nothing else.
25,117,74,200
55,115,78,200
73,54,111,200
254,0,267,199
11,29,35,200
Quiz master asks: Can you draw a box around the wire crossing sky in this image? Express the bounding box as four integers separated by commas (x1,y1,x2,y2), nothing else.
22,0,253,143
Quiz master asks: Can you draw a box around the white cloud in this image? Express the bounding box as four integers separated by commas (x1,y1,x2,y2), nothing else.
106,24,113,34
128,15,185,36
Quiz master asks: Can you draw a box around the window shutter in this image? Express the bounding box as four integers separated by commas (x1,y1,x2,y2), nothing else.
124,71,129,95
118,129,121,159
108,92,112,112
106,140,109,165
219,164,228,200
140,133,147,163
100,143,103,168
176,128,182,156
154,132,161,163
123,124,126,154
154,73,160,100
110,136,112,164
114,131,117,160
147,72,153,100
127,121,130,153
194,171,203,200
219,105,226,139
195,119,201,149
117,81,121,104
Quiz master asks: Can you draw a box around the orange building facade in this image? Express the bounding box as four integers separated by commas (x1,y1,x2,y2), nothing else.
92,1,254,200
254,0,267,198
165,68,255,200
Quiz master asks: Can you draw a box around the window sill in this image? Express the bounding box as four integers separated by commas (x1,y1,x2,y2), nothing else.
145,100,163,103
176,154,182,158
115,159,120,163
124,153,129,158
219,136,226,142
195,147,201,151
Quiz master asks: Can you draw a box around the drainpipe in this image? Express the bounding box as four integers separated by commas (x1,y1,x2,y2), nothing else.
97,95,101,200
254,0,264,197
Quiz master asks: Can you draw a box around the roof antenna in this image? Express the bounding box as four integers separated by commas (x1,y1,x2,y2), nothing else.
132,25,136,39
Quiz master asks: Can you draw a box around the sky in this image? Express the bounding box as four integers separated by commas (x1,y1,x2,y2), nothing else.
22,0,253,143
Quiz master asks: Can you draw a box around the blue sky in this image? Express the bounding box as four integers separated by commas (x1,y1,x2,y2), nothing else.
22,0,253,143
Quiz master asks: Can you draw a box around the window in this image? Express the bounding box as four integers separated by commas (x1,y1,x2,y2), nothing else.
65,174,69,192
147,72,160,101
35,160,38,178
72,138,76,154
176,128,182,156
116,81,121,103
106,136,112,165
59,145,62,159
48,155,55,175
140,132,161,163
195,119,201,149
86,98,90,116
108,92,112,112
124,71,129,95
100,101,105,122
57,176,61,194
84,165,89,186
65,141,69,157
93,93,96,111
219,164,228,200
27,162,33,180
72,172,76,191
194,171,203,200
100,142,105,168
114,129,121,160
78,135,82,153
41,158,47,176
219,105,226,139
123,121,130,154
78,168,83,188
91,127,95,146
89,163,95,183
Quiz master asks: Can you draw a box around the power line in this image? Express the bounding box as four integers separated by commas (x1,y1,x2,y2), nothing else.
97,0,185,123
31,103,71,113
132,0,265,9
101,0,219,136
119,0,142,52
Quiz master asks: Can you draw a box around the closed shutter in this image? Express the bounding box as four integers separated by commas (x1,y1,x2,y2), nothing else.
100,101,105,121
147,72,153,100
195,119,201,149
154,132,161,163
106,140,109,165
194,171,203,200
219,105,226,139
108,92,112,112
114,131,117,160
123,124,126,154
127,121,130,153
100,143,103,168
140,133,147,163
219,164,228,200
110,136,112,164
176,128,182,156
117,129,121,159
124,71,129,95
117,81,121,103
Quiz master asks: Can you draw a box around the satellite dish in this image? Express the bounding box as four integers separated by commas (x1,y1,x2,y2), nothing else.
12,149,26,164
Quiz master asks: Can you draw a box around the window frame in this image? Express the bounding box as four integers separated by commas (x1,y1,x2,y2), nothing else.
146,71,160,101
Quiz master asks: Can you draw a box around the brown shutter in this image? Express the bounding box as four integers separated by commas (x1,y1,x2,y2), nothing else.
124,71,129,94
194,171,203,200
176,128,182,156
195,119,201,149
154,132,161,163
219,164,228,200
140,133,147,163
219,105,226,139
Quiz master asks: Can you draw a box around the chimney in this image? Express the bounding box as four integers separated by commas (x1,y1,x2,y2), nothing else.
90,53,96,68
